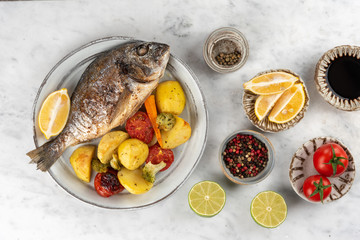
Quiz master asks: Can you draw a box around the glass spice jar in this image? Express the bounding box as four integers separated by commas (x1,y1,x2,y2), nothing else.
203,27,249,73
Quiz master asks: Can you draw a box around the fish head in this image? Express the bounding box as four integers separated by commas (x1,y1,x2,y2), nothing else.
120,41,170,82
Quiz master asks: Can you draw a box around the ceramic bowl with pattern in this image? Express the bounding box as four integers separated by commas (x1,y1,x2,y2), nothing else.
289,136,355,203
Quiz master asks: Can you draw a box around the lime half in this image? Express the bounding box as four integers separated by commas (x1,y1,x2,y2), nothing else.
188,181,226,217
250,191,287,228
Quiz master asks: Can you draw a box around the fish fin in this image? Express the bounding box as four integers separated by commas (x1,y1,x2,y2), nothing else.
109,80,158,128
27,138,65,172
109,88,133,126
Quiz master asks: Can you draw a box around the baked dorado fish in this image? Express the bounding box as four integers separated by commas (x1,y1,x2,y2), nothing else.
27,41,170,171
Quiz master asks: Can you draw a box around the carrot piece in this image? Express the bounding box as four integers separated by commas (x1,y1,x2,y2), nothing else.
144,95,163,148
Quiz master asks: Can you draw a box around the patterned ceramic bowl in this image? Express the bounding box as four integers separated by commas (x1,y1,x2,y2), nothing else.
243,69,310,132
289,136,355,203
314,45,360,111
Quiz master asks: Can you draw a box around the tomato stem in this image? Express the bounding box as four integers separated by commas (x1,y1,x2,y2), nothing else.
308,177,331,203
323,144,347,176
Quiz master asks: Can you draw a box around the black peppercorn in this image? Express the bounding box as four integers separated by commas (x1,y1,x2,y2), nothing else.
215,51,241,66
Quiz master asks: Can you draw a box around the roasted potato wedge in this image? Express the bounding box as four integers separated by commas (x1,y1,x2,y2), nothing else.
161,116,191,149
155,80,186,115
70,145,96,182
117,168,153,194
97,131,129,164
118,139,149,170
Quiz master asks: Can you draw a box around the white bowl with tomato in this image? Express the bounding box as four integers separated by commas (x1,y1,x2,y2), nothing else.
289,137,355,203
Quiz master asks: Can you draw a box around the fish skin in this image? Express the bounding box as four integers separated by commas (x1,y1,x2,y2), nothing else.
27,41,170,171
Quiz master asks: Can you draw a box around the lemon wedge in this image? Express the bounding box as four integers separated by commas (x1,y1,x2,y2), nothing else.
38,88,70,139
244,72,298,95
268,83,305,124
254,92,284,121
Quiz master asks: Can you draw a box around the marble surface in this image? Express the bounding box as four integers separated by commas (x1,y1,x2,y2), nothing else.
1,0,360,239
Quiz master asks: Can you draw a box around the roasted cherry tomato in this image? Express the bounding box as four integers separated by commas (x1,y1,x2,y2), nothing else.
303,175,332,203
125,111,154,144
145,144,174,171
313,143,348,177
94,170,124,198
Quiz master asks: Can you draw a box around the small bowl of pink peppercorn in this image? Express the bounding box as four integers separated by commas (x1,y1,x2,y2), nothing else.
219,130,275,185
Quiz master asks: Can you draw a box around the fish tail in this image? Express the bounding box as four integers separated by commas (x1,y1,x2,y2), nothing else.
27,138,65,172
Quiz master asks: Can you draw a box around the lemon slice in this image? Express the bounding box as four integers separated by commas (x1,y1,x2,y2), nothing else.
268,83,305,124
244,72,298,95
38,88,70,139
254,92,284,121
188,181,226,217
250,191,287,228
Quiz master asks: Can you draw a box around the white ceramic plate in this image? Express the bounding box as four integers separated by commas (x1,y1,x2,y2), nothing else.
31,36,208,209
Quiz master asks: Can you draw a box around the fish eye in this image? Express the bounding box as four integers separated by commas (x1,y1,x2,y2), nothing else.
137,44,149,56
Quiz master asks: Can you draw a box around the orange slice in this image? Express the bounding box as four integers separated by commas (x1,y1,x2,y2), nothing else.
38,88,70,139
254,92,284,121
268,83,305,124
243,72,298,95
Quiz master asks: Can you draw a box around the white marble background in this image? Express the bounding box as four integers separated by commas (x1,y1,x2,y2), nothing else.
1,0,360,239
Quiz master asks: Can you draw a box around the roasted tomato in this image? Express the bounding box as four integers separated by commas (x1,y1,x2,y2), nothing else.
303,175,332,203
313,143,348,177
94,170,124,198
125,111,154,144
145,144,174,171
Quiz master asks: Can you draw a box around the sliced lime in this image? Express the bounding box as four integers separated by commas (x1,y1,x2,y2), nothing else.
250,191,287,228
188,181,226,217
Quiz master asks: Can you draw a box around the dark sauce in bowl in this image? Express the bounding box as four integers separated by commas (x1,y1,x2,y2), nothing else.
326,56,360,99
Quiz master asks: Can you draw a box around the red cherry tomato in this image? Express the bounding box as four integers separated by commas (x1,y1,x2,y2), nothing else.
303,175,332,203
313,143,348,177
146,144,174,171
94,171,124,198
125,111,154,144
